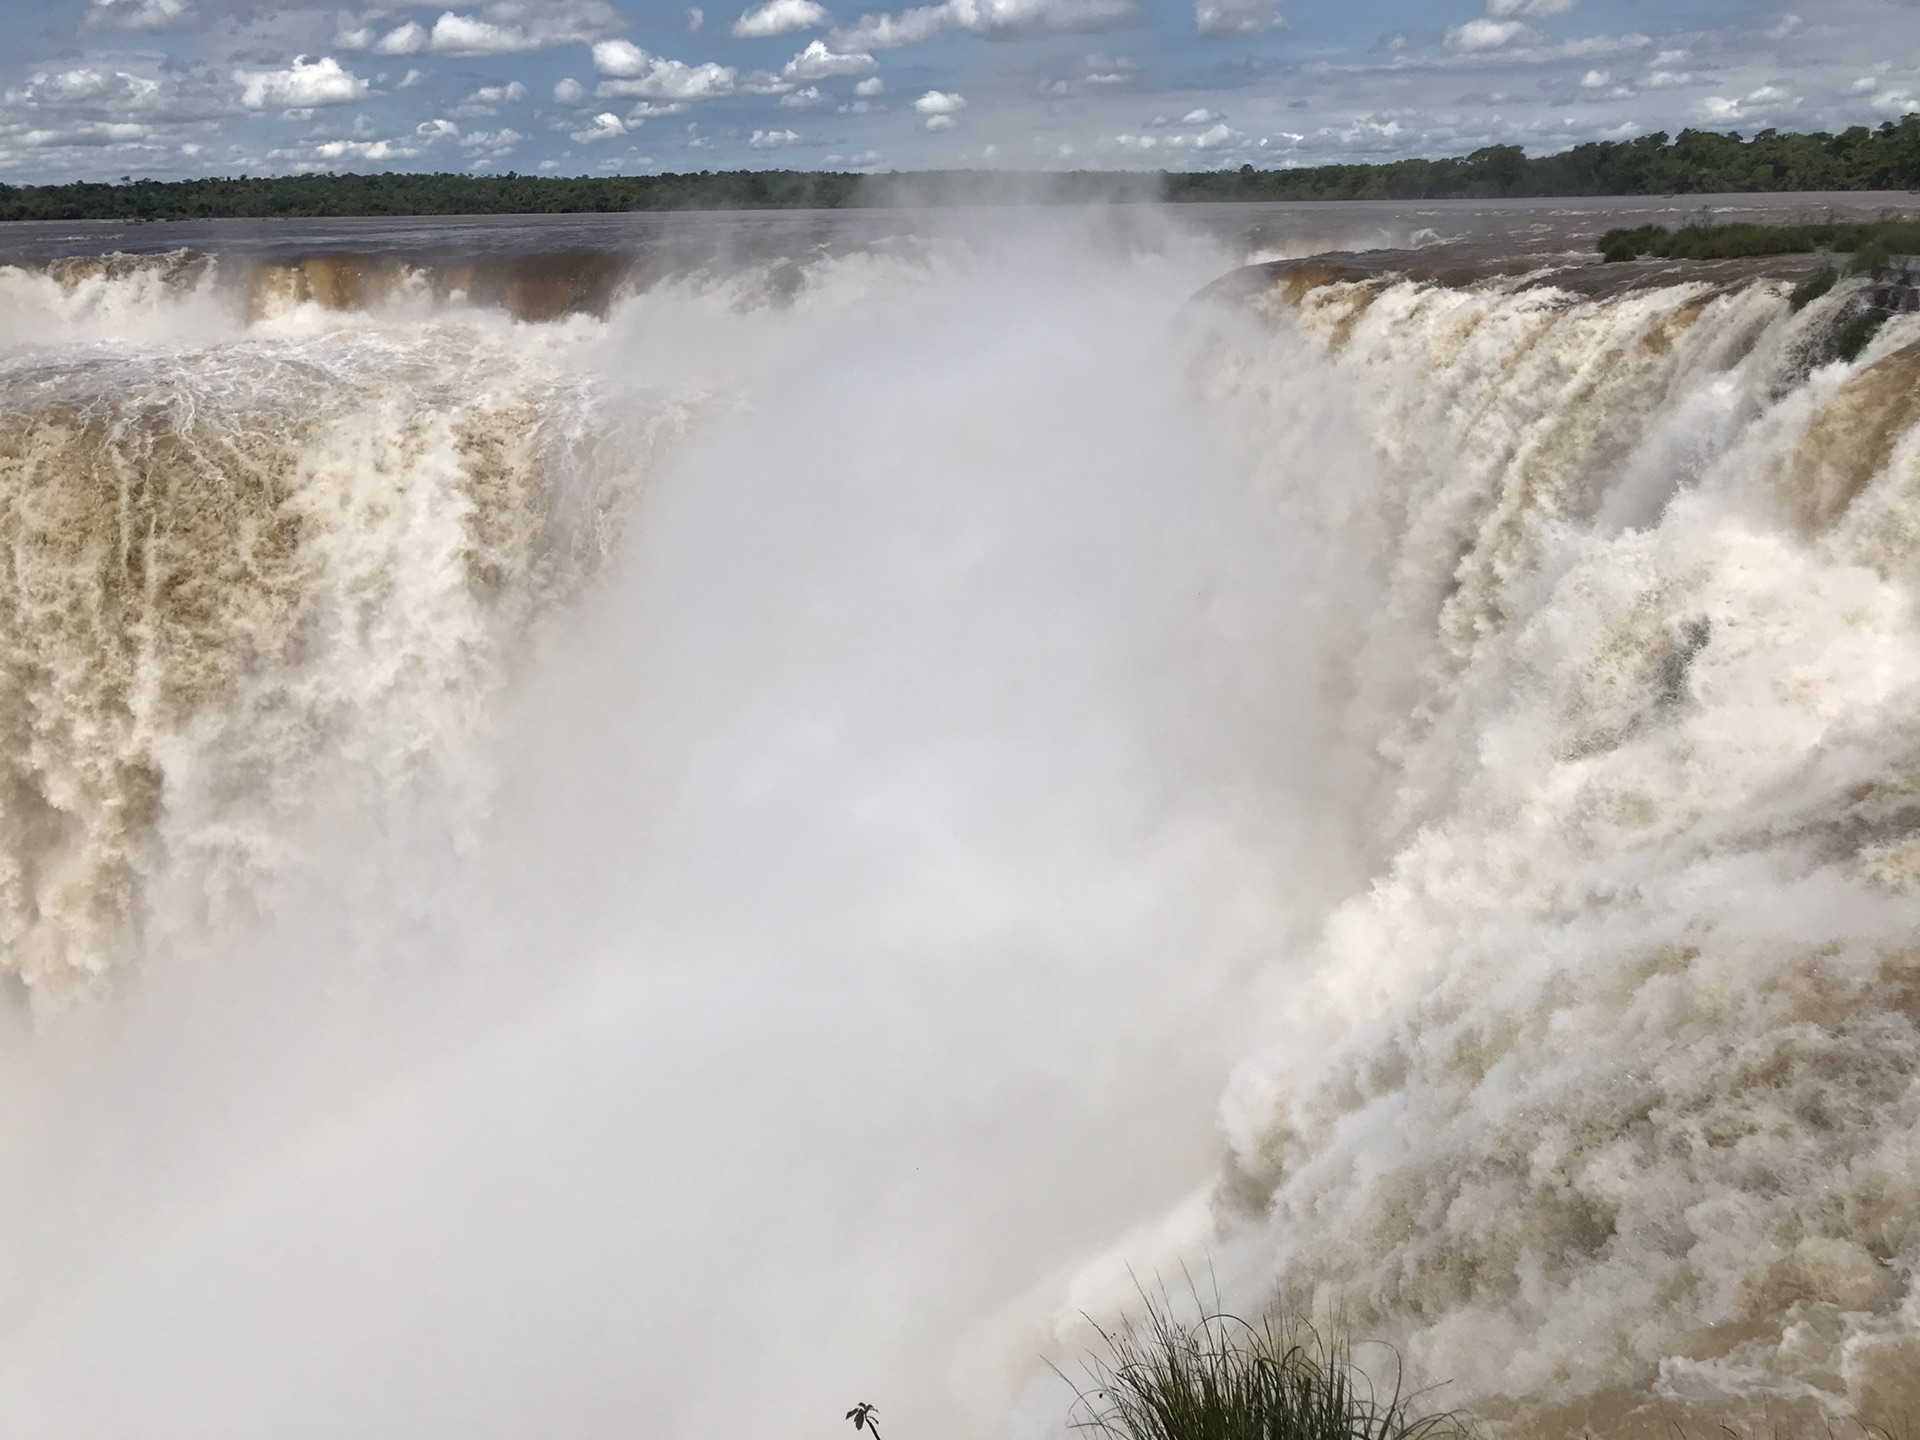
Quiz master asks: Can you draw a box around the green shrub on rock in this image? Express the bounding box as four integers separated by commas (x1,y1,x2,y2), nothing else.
1063,1300,1465,1440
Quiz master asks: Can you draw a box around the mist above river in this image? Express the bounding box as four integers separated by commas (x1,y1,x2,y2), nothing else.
0,211,1358,1440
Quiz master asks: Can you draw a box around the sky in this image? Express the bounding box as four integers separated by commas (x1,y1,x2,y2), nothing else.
2,0,1920,181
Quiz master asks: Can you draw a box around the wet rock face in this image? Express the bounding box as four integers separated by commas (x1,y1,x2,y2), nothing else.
1202,243,1843,306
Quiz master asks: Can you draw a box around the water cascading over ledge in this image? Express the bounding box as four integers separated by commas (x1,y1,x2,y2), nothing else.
0,302,696,1004
1099,267,1920,1439
6,228,1920,1440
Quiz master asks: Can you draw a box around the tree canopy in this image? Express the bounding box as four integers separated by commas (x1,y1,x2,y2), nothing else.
4,119,1919,221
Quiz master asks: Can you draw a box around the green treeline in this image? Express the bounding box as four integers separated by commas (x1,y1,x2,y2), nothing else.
1169,118,1920,201
5,118,1920,221
0,168,870,220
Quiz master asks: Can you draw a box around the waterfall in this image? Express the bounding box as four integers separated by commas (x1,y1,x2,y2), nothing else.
0,216,1916,1440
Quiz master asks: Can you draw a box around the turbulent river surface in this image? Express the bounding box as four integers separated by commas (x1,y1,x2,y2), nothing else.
4,194,1920,1439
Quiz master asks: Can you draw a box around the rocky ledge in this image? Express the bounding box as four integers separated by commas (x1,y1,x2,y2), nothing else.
1201,242,1854,304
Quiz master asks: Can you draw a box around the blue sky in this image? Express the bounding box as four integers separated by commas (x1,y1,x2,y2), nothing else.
1,0,1917,180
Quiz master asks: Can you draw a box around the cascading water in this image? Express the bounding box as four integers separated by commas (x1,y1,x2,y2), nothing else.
0,210,1917,1440
0,273,700,1001
1149,269,1920,1439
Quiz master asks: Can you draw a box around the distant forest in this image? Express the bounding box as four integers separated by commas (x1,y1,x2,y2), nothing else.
4,118,1920,220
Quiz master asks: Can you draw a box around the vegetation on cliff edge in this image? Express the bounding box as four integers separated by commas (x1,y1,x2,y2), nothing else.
1063,1300,1463,1440
1598,217,1920,263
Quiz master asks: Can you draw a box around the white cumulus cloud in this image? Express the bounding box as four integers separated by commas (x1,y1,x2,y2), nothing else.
570,111,627,141
1113,119,1241,151
1438,0,1569,51
828,0,1138,48
946,0,1141,36
830,4,948,47
462,127,524,154
235,56,369,110
1082,53,1137,83
593,40,739,99
463,81,530,106
914,87,964,127
1699,85,1796,123
7,68,163,108
1446,17,1527,50
1194,0,1276,37
425,3,624,56
373,22,429,54
732,0,833,37
18,121,156,148
85,0,191,29
431,14,526,53
783,39,876,79
748,127,801,145
316,137,417,161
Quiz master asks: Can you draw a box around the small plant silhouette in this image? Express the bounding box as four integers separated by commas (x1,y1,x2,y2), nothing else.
1060,1280,1463,1440
847,1403,882,1440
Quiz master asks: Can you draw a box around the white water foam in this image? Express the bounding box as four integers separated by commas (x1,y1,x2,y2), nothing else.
2,216,1920,1440
1094,272,1920,1439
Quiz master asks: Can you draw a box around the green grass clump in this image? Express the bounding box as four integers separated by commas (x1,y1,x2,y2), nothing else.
1849,238,1891,274
1064,1301,1464,1440
1598,217,1920,263
1601,224,1668,263
1789,266,1839,310
1832,308,1890,362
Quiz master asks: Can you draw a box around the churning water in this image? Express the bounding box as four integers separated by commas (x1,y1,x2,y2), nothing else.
1,201,1919,1440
